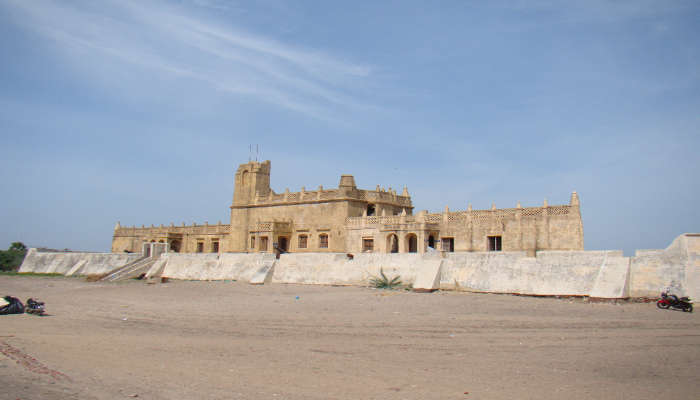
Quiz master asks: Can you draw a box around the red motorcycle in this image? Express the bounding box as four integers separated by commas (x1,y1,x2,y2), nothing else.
657,291,693,313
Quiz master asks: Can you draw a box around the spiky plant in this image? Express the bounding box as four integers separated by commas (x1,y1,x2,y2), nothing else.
369,268,402,289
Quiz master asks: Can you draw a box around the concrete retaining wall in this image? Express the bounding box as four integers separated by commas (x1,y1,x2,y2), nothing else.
160,253,276,282
684,234,700,301
19,249,142,276
16,233,699,299
628,234,699,298
589,254,630,299
439,250,628,297
271,253,440,286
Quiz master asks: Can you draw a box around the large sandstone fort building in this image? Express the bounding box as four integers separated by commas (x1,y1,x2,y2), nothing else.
112,160,584,256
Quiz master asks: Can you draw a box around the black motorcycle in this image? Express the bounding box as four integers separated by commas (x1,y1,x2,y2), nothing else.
657,291,693,313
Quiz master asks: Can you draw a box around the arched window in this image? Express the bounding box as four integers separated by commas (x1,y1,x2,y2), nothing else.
386,234,399,253
405,234,418,253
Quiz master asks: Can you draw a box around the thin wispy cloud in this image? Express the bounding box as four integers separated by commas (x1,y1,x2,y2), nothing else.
5,0,373,120
501,0,695,21
1,0,698,254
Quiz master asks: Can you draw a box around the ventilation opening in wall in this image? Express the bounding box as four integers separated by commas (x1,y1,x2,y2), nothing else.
441,237,454,252
488,236,502,251
367,203,376,216
362,238,374,252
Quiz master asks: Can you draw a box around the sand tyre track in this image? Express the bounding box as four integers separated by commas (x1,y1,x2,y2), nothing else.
0,340,71,382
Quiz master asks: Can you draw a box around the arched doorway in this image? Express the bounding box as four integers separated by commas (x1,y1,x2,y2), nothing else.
278,237,288,252
169,239,181,253
386,234,399,253
405,234,418,253
275,237,289,260
428,235,435,249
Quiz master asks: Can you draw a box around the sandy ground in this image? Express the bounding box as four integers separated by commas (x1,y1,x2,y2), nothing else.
1,275,699,400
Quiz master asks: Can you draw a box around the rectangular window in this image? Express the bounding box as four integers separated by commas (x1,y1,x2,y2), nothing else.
260,236,268,252
362,238,374,252
211,240,219,253
298,235,308,249
441,237,454,252
250,236,255,249
319,234,329,249
196,241,204,253
488,236,502,251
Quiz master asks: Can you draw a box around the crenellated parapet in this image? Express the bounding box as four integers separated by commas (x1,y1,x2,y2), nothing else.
346,203,576,227
113,222,230,237
424,204,575,224
247,187,412,208
231,160,411,210
112,220,231,254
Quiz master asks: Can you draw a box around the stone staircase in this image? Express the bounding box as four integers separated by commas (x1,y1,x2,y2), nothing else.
100,256,158,282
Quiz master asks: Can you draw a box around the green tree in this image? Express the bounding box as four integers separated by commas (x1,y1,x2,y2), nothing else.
9,242,27,252
0,242,28,271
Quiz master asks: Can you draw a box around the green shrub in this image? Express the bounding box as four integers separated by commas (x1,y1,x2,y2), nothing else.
0,242,27,272
369,268,402,289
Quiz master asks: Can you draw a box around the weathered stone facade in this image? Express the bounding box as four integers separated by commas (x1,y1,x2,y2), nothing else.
112,160,583,255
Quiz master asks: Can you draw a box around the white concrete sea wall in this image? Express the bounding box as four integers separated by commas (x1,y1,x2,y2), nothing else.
160,253,276,282
628,233,699,298
440,252,527,292
685,234,700,301
589,254,631,299
16,234,699,299
272,253,438,286
413,259,443,291
145,257,168,279
19,249,141,275
440,251,624,296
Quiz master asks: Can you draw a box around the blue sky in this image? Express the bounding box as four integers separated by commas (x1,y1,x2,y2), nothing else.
1,0,698,255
